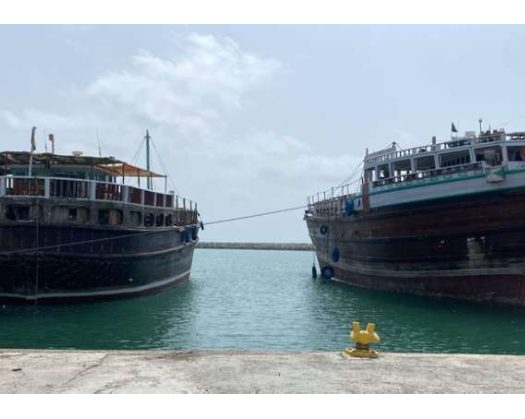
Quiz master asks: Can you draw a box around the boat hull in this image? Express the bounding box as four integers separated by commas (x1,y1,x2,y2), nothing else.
306,189,525,306
0,224,198,304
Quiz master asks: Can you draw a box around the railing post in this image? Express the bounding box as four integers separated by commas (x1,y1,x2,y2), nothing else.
0,177,4,197
140,189,145,206
89,181,97,201
122,185,129,203
44,178,50,198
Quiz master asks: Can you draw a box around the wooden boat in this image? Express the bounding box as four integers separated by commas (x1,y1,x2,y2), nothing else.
0,130,200,303
306,128,525,305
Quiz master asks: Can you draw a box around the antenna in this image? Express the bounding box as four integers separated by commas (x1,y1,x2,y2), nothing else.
479,118,483,135
96,129,102,157
145,130,152,190
29,126,36,177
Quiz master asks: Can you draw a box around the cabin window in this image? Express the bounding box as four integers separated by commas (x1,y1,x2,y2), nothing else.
507,146,525,162
415,155,436,171
144,213,154,227
165,214,173,226
52,206,89,223
98,209,123,225
377,164,390,179
112,210,123,225
474,146,502,166
69,208,78,221
4,205,30,221
130,211,142,227
392,159,412,177
99,209,110,225
439,150,471,168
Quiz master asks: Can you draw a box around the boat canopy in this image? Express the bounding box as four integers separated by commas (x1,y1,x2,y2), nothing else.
0,151,164,178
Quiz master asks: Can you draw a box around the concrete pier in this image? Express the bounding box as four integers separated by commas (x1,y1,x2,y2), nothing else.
1,349,525,393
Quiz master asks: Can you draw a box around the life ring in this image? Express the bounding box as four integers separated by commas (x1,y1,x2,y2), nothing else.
321,266,334,279
320,225,328,235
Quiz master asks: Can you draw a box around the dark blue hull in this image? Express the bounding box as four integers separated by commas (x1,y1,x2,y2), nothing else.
0,224,198,303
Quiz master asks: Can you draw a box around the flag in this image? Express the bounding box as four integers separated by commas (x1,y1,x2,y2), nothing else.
30,126,36,151
49,133,55,154
451,122,458,133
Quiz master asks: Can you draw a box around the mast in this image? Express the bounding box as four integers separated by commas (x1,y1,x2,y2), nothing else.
28,126,36,177
145,130,152,190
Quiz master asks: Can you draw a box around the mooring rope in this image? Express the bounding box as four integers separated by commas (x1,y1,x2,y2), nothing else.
34,199,40,304
3,204,309,256
203,204,307,226
3,202,313,256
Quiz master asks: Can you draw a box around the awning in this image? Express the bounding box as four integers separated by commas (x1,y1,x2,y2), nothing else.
0,151,165,178
98,162,165,178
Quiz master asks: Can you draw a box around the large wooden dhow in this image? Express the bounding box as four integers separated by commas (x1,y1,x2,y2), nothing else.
0,134,200,303
305,128,525,306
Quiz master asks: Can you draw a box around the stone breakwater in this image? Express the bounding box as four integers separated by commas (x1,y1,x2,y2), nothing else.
196,242,314,251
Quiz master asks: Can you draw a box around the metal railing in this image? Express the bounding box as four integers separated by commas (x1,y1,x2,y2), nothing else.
0,175,197,212
363,132,512,165
371,162,484,187
306,162,487,217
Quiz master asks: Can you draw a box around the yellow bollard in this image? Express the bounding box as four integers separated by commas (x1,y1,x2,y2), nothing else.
343,321,380,358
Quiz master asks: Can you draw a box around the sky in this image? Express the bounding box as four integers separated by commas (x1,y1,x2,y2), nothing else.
1,25,525,242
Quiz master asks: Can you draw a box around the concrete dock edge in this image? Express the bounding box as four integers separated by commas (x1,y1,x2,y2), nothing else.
1,349,525,393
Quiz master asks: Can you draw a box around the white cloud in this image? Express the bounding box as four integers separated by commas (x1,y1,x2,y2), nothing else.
0,32,360,241
84,33,282,136
0,109,22,128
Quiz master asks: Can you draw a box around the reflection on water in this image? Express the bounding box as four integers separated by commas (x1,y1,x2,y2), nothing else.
2,248,525,354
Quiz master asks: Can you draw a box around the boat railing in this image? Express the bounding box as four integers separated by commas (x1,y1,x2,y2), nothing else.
371,162,484,187
363,132,511,165
306,161,486,217
0,175,197,213
307,182,357,206
307,182,358,217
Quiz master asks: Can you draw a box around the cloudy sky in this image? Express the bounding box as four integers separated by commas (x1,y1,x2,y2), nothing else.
1,25,525,241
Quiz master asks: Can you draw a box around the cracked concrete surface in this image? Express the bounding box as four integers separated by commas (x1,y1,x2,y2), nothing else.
1,349,525,393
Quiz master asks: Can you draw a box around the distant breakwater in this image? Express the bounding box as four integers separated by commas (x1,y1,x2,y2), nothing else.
197,242,313,251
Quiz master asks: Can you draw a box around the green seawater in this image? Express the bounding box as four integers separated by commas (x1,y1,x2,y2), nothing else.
2,248,525,354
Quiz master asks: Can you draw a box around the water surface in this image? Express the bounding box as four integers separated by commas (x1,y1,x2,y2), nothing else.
2,248,525,354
